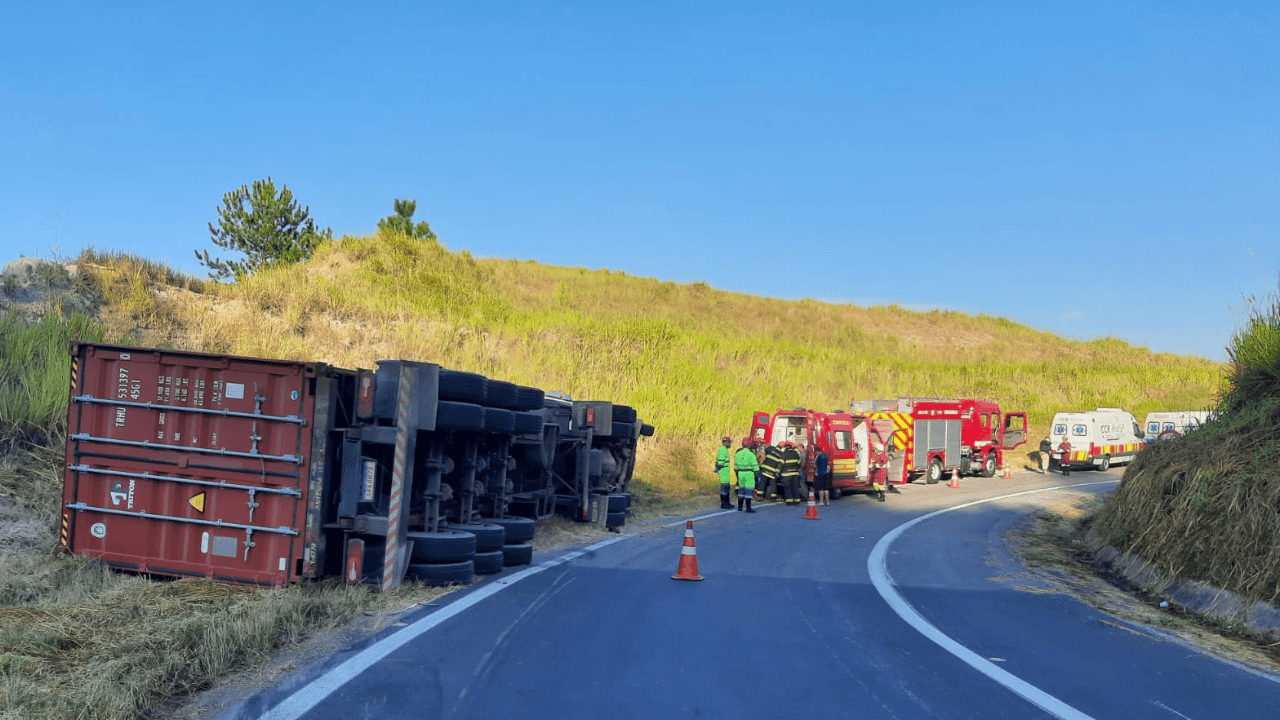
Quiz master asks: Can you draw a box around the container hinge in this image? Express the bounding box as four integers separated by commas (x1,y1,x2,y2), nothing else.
246,488,260,524
253,385,264,415
250,422,262,454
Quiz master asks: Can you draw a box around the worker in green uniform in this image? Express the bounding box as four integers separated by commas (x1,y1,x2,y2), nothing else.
734,437,760,513
715,436,733,509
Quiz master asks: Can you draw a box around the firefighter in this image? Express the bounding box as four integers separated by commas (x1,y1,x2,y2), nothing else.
780,442,803,504
715,436,733,509
760,441,783,500
734,437,760,513
870,442,890,503
1057,437,1073,476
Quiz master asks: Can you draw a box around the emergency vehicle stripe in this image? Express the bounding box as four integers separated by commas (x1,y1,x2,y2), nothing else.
869,412,914,467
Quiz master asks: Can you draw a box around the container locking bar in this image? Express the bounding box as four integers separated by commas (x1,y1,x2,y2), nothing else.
72,394,305,424
69,465,302,497
69,433,301,464
64,502,298,536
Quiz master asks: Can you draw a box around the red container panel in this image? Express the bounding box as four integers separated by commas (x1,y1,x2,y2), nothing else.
61,343,319,587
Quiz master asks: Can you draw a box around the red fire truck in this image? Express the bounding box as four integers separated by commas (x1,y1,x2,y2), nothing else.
849,397,1028,484
748,408,896,497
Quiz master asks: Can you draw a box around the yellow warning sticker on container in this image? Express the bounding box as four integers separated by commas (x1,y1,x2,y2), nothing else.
189,492,206,513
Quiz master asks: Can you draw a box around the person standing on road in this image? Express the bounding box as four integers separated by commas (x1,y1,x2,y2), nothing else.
869,442,890,503
715,436,733,509
760,442,783,501
1038,437,1053,474
814,446,832,506
1057,436,1073,476
734,437,760,513
780,442,803,504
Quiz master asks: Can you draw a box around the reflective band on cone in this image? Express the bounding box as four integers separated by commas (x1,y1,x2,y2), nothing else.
803,490,820,520
672,520,704,581
949,467,961,489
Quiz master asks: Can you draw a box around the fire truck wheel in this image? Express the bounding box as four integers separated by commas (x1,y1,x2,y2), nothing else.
473,550,506,575
482,407,516,434
408,530,476,564
513,410,545,436
1098,455,1111,472
501,543,534,567
443,522,506,552
611,404,638,423
514,386,545,411
926,458,943,485
484,380,519,409
407,560,475,587
436,401,485,432
484,516,535,543
438,370,488,404
982,455,997,478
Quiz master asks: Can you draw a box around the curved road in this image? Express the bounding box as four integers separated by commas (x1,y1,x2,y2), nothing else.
223,470,1280,720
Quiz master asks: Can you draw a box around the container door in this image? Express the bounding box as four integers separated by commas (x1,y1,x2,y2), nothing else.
61,344,315,588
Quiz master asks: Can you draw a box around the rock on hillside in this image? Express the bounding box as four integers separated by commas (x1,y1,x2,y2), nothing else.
0,257,100,324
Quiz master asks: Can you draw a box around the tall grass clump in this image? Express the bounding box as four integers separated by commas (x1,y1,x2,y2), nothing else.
1096,285,1280,604
0,310,106,448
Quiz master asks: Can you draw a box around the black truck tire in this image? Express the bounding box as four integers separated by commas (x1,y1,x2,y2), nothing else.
483,516,535,543
501,543,534,567
611,404,638,423
513,411,544,435
438,370,487,404
639,422,655,437
514,386,545,411
484,380,519,409
473,550,505,575
982,454,997,478
436,401,485,432
483,407,516,434
407,560,474,586
407,530,476,564
611,421,635,439
1098,455,1111,472
606,511,626,529
607,493,630,512
442,522,506,552
926,458,943,485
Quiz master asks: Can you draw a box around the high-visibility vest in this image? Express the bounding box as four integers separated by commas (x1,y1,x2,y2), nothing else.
715,445,731,483
734,447,759,488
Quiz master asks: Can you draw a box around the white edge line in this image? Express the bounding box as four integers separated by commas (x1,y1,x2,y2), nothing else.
867,480,1118,720
261,534,628,720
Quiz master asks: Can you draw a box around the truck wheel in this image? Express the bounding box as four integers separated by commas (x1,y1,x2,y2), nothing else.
482,407,515,434
438,370,487,404
484,516,535,543
501,543,534,567
611,421,635,439
1098,455,1111,472
607,493,630,512
611,404,638,423
982,455,997,478
407,560,474,586
484,380,519,409
639,422,655,437
514,386,545,411
442,522,506,552
436,401,485,432
473,550,505,575
513,411,544,435
606,511,627,529
926,458,943,485
407,530,476,564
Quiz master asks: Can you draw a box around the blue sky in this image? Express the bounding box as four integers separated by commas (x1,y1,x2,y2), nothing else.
3,1,1277,361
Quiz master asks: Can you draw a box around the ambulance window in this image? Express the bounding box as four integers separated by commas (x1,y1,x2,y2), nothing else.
1053,423,1066,435
834,431,852,450
1072,424,1087,436
1147,422,1159,434
1163,423,1174,432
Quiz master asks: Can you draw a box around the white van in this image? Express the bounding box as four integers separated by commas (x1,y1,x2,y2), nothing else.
1048,408,1145,472
1143,410,1212,444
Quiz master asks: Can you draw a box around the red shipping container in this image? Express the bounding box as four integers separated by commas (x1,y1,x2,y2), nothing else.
60,343,321,587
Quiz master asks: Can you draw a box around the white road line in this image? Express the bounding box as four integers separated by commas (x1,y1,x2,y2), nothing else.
867,480,1118,720
1151,699,1196,720
663,502,778,527
259,535,627,720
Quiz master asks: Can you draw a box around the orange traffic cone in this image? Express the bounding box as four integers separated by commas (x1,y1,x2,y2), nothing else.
1002,464,1013,479
671,520,705,581
803,490,821,520
949,467,961,489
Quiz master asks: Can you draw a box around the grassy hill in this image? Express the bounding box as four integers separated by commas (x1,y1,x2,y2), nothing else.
68,234,1221,499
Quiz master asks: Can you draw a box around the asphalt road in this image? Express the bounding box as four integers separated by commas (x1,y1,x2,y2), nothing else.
224,469,1280,720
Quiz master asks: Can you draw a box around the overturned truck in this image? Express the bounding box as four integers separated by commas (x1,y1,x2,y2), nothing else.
57,343,654,590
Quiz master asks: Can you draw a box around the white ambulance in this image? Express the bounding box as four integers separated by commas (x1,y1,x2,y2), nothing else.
1048,408,1145,472
1142,410,1212,444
